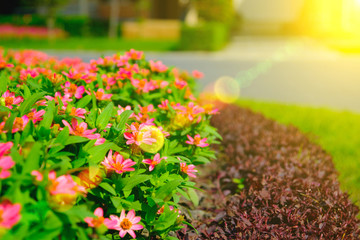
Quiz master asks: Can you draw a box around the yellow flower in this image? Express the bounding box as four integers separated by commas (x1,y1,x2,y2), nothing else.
139,125,164,153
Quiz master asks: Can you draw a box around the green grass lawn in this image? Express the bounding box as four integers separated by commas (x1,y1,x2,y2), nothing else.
0,37,178,51
236,98,360,205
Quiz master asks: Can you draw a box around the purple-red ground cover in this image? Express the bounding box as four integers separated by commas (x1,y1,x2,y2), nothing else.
177,104,360,239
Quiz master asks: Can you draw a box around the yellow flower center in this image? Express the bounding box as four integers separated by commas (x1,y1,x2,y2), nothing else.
193,136,201,145
96,91,104,99
74,126,85,135
120,218,132,230
5,97,14,106
13,117,24,129
69,84,77,94
27,112,34,120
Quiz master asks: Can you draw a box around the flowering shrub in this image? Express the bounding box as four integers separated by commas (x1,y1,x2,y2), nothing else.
0,24,67,39
0,48,220,239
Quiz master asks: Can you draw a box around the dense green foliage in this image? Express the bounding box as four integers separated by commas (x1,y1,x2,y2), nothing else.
179,22,229,51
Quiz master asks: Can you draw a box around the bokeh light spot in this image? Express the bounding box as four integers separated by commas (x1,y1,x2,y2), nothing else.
214,76,240,103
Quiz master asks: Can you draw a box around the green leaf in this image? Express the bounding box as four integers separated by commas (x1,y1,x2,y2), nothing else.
155,179,182,200
39,100,55,129
117,110,133,132
76,95,92,108
87,142,122,164
188,188,199,207
20,121,34,145
23,84,32,99
165,237,179,240
153,206,179,231
18,92,45,115
0,71,8,94
99,182,117,196
65,136,89,145
23,142,42,173
55,127,69,145
116,174,151,197
4,111,18,133
96,102,114,130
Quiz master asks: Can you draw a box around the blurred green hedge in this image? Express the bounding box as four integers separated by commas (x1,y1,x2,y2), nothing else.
179,22,229,51
0,14,110,37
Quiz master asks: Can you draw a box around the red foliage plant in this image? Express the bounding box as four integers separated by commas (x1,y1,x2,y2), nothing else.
179,105,360,239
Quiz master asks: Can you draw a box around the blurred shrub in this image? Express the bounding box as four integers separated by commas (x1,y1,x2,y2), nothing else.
179,22,229,51
0,14,47,26
0,14,113,37
88,18,109,37
195,0,235,25
56,15,89,37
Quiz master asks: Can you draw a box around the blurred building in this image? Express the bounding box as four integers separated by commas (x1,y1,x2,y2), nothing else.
236,0,360,36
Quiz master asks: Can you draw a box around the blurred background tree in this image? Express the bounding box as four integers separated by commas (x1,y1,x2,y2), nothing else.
195,0,235,25
34,0,70,38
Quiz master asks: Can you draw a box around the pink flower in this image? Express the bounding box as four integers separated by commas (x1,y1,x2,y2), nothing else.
102,74,116,90
158,126,170,137
131,78,151,93
31,170,43,181
186,134,209,147
101,150,136,174
84,207,107,228
20,68,39,81
134,113,155,125
142,153,167,171
179,161,198,178
0,156,15,179
116,68,132,80
48,171,86,196
126,49,143,60
117,105,134,117
124,123,156,146
192,70,204,79
62,68,83,81
27,109,45,123
138,104,156,115
115,55,130,67
94,88,112,101
62,81,85,99
105,209,143,239
62,119,100,141
94,137,106,146
69,107,87,119
1,90,24,109
178,102,205,121
45,92,73,107
0,142,13,157
149,60,168,73
0,200,21,229
158,100,169,110
12,115,29,133
174,78,188,90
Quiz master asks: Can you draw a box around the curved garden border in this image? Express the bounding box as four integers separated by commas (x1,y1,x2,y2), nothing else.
177,104,360,239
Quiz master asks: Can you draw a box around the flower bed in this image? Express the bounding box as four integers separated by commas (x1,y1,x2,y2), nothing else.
0,24,67,39
178,105,360,239
0,48,219,239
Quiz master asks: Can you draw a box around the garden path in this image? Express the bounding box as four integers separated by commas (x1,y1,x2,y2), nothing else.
46,36,360,113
